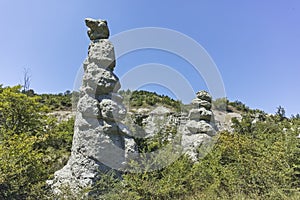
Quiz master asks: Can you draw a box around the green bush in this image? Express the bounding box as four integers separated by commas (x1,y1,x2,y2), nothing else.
39,91,72,111
229,100,250,112
98,113,300,199
0,86,74,199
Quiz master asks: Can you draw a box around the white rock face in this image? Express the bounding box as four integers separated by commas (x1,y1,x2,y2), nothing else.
143,106,173,137
188,108,212,122
87,39,116,70
81,62,120,96
191,98,212,110
49,18,136,193
213,109,242,132
181,133,211,161
99,99,126,122
185,120,215,136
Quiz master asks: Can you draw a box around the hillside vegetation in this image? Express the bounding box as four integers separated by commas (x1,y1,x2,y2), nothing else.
119,90,182,111
0,85,300,199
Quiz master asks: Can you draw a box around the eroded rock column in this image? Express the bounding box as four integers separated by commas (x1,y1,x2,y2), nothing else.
181,91,217,161
49,18,136,193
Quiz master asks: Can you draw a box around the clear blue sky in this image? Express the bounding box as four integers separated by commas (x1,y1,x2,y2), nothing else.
0,0,299,116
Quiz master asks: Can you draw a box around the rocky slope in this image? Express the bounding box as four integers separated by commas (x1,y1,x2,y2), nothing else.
121,90,242,161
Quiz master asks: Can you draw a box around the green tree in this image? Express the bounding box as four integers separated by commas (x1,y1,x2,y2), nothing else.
276,105,286,121
0,86,74,199
0,85,48,136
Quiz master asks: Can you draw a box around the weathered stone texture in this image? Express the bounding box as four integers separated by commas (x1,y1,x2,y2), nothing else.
48,18,136,193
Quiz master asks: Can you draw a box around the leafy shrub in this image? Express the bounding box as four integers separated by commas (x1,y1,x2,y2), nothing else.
0,86,74,199
98,113,300,199
229,100,250,112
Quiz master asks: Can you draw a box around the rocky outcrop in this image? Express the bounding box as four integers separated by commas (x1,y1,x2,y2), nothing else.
122,91,218,162
142,106,173,138
48,18,136,193
85,18,109,40
181,91,217,161
212,110,242,132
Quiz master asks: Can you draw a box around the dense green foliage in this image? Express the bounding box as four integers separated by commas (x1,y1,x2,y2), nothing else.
0,85,300,199
20,87,73,111
95,112,300,200
119,90,182,112
0,85,74,199
39,90,73,111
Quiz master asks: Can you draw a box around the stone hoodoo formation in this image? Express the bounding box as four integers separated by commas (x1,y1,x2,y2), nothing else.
49,18,136,192
181,91,217,161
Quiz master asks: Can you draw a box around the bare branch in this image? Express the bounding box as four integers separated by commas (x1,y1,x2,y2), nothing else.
23,68,31,93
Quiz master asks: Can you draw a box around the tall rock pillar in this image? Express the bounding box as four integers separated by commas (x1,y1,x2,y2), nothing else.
49,18,136,192
181,91,217,161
